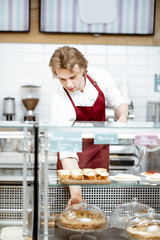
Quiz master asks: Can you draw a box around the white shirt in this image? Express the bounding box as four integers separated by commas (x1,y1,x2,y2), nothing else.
50,67,125,161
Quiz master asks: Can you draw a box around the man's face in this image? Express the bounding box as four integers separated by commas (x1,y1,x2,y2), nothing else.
55,65,85,93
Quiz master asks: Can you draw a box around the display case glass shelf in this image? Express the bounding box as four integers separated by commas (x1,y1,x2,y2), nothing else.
49,182,160,187
39,121,160,138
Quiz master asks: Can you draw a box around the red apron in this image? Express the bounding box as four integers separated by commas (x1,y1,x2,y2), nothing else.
57,74,109,171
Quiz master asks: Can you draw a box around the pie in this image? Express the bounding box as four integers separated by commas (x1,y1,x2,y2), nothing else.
143,171,160,176
114,173,138,179
57,169,71,180
95,168,109,180
59,209,107,230
83,168,96,180
70,169,83,180
126,222,160,239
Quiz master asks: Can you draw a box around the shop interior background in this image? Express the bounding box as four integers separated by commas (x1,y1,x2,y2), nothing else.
0,43,160,122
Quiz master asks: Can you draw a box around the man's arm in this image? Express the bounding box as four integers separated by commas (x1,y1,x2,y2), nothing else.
114,103,128,123
62,157,82,207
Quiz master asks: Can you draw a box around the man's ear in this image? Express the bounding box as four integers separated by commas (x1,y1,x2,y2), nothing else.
82,68,87,76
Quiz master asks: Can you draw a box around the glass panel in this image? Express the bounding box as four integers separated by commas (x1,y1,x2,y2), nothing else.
39,121,160,129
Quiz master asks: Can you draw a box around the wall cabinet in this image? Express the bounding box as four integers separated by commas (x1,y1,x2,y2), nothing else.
0,0,160,45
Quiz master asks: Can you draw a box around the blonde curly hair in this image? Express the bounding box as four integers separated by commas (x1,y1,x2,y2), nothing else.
49,46,88,77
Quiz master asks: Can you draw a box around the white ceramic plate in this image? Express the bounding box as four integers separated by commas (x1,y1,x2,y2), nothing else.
145,176,160,183
110,176,140,183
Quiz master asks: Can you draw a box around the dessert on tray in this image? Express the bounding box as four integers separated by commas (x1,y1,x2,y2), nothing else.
70,169,83,180
95,168,109,180
57,169,71,180
83,168,96,180
57,168,109,181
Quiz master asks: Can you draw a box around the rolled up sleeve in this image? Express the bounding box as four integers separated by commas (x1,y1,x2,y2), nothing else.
59,152,79,162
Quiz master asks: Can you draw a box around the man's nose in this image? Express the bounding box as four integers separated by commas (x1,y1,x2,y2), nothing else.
66,79,72,87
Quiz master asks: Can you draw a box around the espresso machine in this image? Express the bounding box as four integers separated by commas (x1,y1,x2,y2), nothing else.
21,85,41,121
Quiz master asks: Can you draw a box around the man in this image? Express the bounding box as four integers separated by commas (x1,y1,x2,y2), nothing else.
49,46,128,206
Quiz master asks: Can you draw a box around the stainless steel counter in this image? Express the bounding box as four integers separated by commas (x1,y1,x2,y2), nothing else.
141,149,160,172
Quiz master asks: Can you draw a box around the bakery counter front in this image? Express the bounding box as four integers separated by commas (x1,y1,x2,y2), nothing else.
0,121,160,240
39,181,160,240
0,121,35,240
39,121,160,240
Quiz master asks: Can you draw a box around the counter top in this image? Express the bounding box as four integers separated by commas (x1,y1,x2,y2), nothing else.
40,227,124,240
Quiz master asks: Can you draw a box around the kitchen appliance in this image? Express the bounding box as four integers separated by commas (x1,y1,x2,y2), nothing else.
147,101,160,122
21,85,41,121
106,101,137,173
109,144,141,173
3,97,15,121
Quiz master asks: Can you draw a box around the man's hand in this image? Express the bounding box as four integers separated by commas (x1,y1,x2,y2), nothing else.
114,103,128,123
61,157,83,208
66,185,82,208
66,196,82,207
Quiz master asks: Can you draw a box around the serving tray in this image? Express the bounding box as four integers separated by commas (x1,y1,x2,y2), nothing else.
60,179,111,185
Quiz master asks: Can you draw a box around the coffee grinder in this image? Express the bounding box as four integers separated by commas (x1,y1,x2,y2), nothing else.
21,85,41,121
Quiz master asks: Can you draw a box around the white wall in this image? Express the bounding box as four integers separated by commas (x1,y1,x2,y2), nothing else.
0,43,160,122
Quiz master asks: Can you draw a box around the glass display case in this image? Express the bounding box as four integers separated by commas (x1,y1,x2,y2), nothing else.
0,121,36,240
57,200,108,240
110,197,150,230
38,121,160,240
124,208,160,240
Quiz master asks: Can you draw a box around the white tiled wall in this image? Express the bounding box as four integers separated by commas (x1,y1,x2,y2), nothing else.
0,43,160,122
